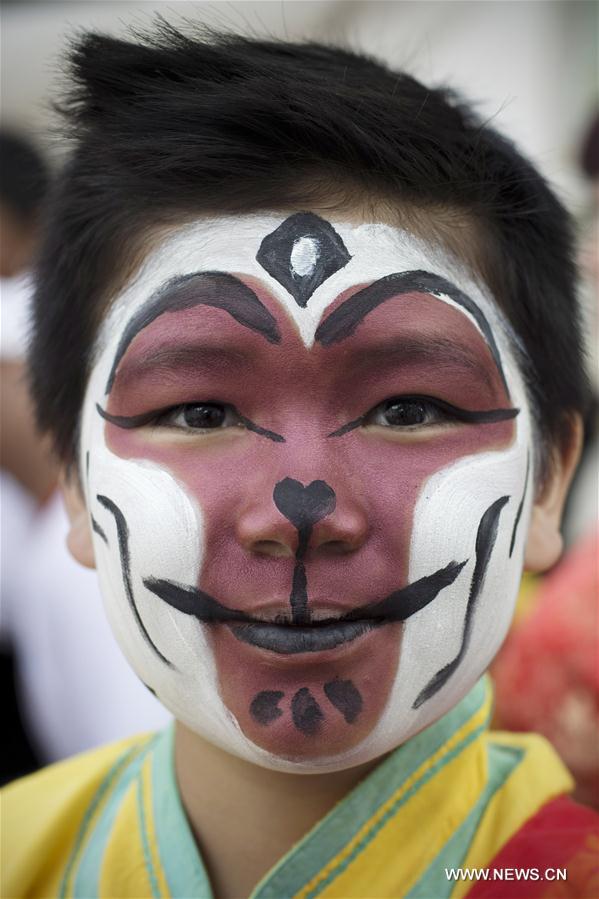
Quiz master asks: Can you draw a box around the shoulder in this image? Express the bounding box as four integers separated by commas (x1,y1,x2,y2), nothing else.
1,732,154,898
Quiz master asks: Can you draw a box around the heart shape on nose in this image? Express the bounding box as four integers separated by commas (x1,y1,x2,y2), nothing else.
273,478,336,531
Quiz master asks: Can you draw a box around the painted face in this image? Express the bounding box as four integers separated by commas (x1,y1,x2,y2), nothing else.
81,213,532,773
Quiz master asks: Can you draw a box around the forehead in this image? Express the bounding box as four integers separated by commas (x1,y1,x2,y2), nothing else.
94,213,514,361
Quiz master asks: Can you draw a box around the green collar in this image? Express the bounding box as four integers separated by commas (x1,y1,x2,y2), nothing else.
152,678,497,899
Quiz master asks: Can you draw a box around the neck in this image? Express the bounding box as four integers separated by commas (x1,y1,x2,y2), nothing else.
174,721,381,899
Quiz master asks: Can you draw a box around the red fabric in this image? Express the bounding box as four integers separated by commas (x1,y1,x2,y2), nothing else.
492,530,599,808
466,796,599,898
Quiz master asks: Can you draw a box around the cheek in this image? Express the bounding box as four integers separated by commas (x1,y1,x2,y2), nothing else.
346,419,516,537
106,424,275,533
84,447,207,674
103,416,516,623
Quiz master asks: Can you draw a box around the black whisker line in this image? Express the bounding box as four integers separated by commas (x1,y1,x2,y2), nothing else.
413,494,510,709
238,414,285,443
509,453,530,558
96,494,174,668
145,556,469,630
350,560,467,622
328,416,364,438
91,516,108,544
143,577,249,622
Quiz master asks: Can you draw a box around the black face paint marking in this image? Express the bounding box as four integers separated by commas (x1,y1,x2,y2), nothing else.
142,682,157,697
256,213,351,308
315,271,509,394
328,400,520,438
232,619,381,654
146,560,465,654
96,405,158,429
91,516,108,544
290,562,309,625
327,416,366,439
324,679,363,723
413,495,509,709
96,403,285,443
236,413,285,443
105,272,281,392
85,451,90,478
352,560,467,623
273,478,337,623
273,478,337,550
144,577,248,622
291,687,324,735
250,690,285,726
509,453,530,558
96,495,173,668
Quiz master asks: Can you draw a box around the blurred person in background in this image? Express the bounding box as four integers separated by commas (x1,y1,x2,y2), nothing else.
0,131,169,782
492,112,599,811
1,130,54,782
1,131,55,502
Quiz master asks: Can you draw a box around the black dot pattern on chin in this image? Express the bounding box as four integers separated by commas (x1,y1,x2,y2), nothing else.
324,678,363,723
250,690,285,725
249,680,363,734
291,687,324,736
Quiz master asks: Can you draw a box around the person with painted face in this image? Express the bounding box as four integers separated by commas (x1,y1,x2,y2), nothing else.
2,24,597,899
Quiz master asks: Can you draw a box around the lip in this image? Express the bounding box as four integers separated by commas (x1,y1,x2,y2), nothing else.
229,617,383,654
143,558,467,654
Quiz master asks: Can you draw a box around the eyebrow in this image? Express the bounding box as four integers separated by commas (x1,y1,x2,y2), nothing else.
105,271,281,393
109,344,250,386
315,270,508,392
346,337,497,388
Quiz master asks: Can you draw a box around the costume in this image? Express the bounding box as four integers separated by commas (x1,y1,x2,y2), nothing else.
2,679,597,898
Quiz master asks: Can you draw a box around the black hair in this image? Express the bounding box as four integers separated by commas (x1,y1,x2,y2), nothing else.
28,22,588,466
0,130,49,223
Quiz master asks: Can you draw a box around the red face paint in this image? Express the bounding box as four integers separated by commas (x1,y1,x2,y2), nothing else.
103,280,515,757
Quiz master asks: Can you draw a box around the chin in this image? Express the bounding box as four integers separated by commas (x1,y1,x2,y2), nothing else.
212,620,403,760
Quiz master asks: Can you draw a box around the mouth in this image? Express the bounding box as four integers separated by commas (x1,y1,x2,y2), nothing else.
143,558,467,655
230,617,383,654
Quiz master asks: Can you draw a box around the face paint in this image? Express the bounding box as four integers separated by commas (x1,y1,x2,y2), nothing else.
80,213,532,773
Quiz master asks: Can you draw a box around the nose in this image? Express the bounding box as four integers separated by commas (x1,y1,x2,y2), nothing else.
237,477,368,560
273,478,336,557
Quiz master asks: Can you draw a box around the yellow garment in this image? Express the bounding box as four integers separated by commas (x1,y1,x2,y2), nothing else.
1,679,574,899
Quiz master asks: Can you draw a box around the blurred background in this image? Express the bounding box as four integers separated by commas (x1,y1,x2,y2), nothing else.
2,0,597,199
1,0,597,803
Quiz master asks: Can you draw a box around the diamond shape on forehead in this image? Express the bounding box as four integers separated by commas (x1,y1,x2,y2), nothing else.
256,213,352,308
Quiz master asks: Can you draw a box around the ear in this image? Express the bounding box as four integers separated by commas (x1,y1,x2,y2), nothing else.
524,415,583,572
61,468,96,569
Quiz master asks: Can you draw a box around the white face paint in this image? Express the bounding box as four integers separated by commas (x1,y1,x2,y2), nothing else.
80,213,532,773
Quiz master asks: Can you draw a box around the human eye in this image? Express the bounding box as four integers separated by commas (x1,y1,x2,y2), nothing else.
156,402,241,432
364,396,454,430
328,394,519,439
